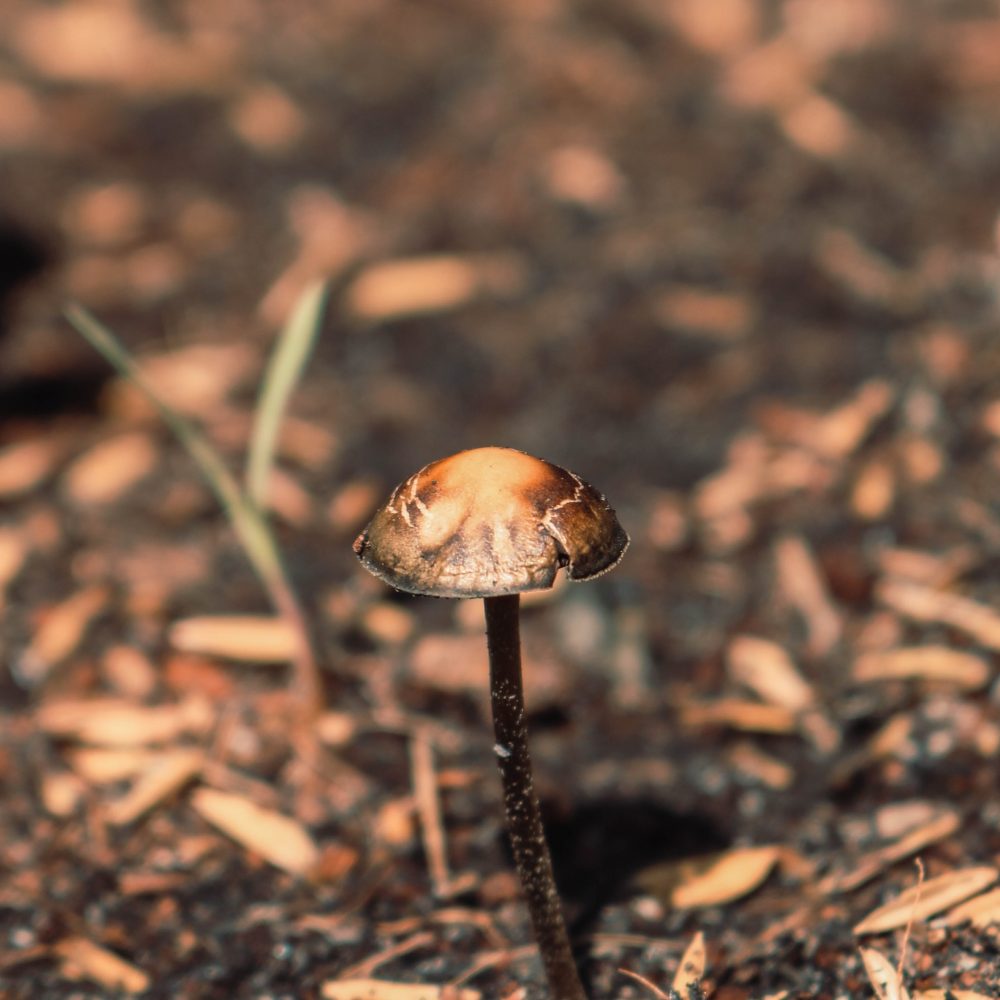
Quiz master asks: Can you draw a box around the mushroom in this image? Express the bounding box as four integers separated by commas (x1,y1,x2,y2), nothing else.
353,446,628,1000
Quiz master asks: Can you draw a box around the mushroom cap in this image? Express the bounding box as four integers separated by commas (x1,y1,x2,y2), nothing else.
353,446,629,598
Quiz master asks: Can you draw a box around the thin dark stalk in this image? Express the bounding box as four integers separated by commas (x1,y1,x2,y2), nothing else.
484,594,588,1000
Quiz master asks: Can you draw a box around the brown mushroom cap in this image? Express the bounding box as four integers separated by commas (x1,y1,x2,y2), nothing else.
353,446,629,598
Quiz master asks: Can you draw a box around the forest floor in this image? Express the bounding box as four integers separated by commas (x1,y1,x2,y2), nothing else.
3,1,1000,997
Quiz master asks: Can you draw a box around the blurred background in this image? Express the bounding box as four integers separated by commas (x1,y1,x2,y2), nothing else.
4,1,1000,995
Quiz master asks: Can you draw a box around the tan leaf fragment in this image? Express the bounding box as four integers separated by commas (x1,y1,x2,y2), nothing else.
680,699,799,734
69,747,158,784
773,534,843,658
0,437,63,497
321,980,480,1000
40,771,86,818
671,846,780,909
20,585,110,681
819,808,959,894
854,867,999,935
169,615,299,663
53,937,149,994
672,930,707,992
860,946,911,1000
106,750,203,825
0,527,28,602
915,991,996,1000
191,787,319,876
63,432,157,505
726,635,815,711
853,646,990,690
346,253,527,322
942,886,1000,928
877,578,1000,651
38,696,214,746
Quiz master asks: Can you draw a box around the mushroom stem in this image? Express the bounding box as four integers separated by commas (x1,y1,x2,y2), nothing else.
484,594,588,1000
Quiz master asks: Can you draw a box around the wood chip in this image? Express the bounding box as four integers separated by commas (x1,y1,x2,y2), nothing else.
655,286,755,340
853,646,991,690
941,886,1000,928
860,946,911,1000
876,578,1000,651
819,808,960,894
915,991,995,1000
0,437,63,497
726,634,815,711
53,937,149,994
0,527,28,604
169,615,299,663
671,930,707,992
851,455,895,520
680,699,799,734
813,379,895,459
38,696,214,746
635,845,780,909
774,534,843,657
105,749,203,825
321,980,480,1000
68,747,158,784
40,771,86,817
19,585,109,682
854,867,999,934
345,253,527,322
62,432,158,505
190,786,319,876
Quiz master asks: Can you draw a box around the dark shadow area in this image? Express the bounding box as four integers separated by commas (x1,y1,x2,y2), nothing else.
0,215,49,337
539,795,729,935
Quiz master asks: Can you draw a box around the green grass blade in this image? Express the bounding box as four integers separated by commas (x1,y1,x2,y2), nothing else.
245,280,328,508
64,304,282,582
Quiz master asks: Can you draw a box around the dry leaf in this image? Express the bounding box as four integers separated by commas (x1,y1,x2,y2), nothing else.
191,787,319,876
672,930,707,991
680,699,799,734
860,946,911,1000
321,980,480,1000
726,634,815,711
942,886,1000,928
854,867,999,934
635,845,780,909
62,432,157,505
877,578,1000,651
20,585,109,682
853,647,990,690
345,253,527,322
0,437,63,497
169,615,299,663
38,696,214,746
915,991,996,1000
53,937,149,994
105,750,203,825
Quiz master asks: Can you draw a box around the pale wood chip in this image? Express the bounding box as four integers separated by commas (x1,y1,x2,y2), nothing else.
169,615,299,663
264,466,315,527
941,886,1000,928
819,808,960,895
190,786,319,876
105,749,203,825
680,699,799,734
853,646,991,690
38,695,214,746
774,534,843,657
851,456,895,520
813,379,895,458
53,937,149,994
662,0,760,56
101,644,158,699
20,585,109,682
817,230,916,310
876,546,975,588
915,990,996,1000
655,286,755,340
328,479,381,533
0,437,63,497
727,741,795,789
543,144,625,211
346,253,528,322
671,930,707,992
876,578,1000,651
634,845,780,909
854,867,999,934
69,747,158,784
0,527,28,602
859,946,911,1000
321,980,480,1000
727,634,815,711
62,432,158,505
40,771,86,818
